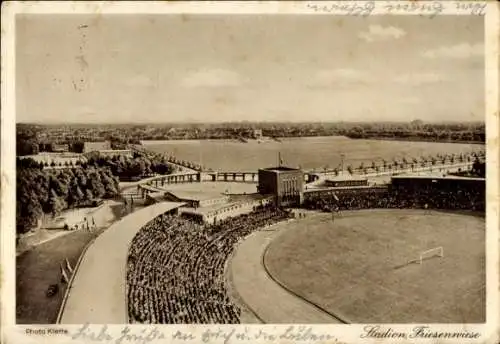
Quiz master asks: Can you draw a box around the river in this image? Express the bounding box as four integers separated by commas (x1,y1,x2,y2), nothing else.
141,136,482,171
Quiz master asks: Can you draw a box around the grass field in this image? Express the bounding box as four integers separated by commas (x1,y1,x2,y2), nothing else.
159,181,258,195
16,201,130,324
16,229,97,324
264,210,485,323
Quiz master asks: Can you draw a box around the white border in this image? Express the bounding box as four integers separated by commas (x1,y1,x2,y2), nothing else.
1,2,498,344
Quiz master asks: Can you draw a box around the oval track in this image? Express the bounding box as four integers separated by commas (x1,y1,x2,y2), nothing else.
229,224,342,324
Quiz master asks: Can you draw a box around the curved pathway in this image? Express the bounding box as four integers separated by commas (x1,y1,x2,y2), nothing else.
59,202,184,324
229,220,342,324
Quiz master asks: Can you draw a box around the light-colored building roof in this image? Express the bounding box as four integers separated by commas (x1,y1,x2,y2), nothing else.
391,175,485,182
261,166,301,172
165,190,228,202
325,172,367,182
83,141,111,152
98,149,132,153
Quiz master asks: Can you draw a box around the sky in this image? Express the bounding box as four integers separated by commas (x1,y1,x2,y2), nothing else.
16,14,484,123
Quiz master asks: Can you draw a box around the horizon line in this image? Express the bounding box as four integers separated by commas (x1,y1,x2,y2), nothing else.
17,120,486,125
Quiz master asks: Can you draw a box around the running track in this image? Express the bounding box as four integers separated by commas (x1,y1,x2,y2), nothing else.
61,205,341,324
229,222,342,324
59,202,184,324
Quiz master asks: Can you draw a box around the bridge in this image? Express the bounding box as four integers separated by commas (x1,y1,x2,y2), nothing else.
133,170,321,197
131,160,477,199
201,171,319,183
317,161,474,180
203,171,257,182
125,143,483,198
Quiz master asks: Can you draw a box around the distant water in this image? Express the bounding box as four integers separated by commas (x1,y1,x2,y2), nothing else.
141,136,482,171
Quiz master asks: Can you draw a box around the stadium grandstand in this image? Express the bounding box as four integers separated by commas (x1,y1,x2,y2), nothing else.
124,162,485,324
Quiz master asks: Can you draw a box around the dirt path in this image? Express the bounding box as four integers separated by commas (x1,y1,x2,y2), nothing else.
59,202,184,324
229,224,341,324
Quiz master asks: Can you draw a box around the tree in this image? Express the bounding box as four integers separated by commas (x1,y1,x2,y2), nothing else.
85,188,94,202
101,174,119,197
88,173,105,199
67,182,84,207
48,191,65,217
49,175,68,199
17,193,43,233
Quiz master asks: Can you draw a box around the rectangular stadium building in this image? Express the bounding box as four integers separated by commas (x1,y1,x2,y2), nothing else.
258,166,304,207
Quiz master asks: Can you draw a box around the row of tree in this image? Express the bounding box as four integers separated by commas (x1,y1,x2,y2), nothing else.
16,121,486,156
84,153,176,180
313,151,485,176
16,161,120,234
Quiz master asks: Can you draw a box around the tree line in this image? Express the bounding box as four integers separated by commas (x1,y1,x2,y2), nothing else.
84,153,176,181
16,151,180,234
16,160,120,234
16,121,485,156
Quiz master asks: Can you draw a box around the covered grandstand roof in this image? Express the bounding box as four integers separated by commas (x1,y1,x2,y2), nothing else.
165,190,228,202
181,201,241,215
391,175,485,182
325,172,367,182
261,166,301,172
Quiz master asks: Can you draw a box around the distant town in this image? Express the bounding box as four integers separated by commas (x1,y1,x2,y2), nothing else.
17,120,485,156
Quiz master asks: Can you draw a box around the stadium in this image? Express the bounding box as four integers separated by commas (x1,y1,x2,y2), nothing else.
120,161,485,324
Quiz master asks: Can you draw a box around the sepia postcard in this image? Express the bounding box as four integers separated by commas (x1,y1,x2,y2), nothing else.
1,1,499,344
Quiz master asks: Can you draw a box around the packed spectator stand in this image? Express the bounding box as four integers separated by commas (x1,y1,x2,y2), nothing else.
126,204,292,324
303,180,485,212
127,170,484,324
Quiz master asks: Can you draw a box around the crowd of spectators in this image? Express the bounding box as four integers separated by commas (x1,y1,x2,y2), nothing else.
303,184,485,212
126,204,292,324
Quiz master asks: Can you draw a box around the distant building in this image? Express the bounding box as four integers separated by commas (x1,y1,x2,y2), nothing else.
253,129,263,139
390,175,485,194
97,149,133,159
180,194,274,225
324,173,368,188
164,190,230,208
19,152,85,168
83,141,111,153
52,143,69,153
258,166,304,206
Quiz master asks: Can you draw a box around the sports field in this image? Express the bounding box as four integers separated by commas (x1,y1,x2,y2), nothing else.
159,181,258,195
264,210,485,323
